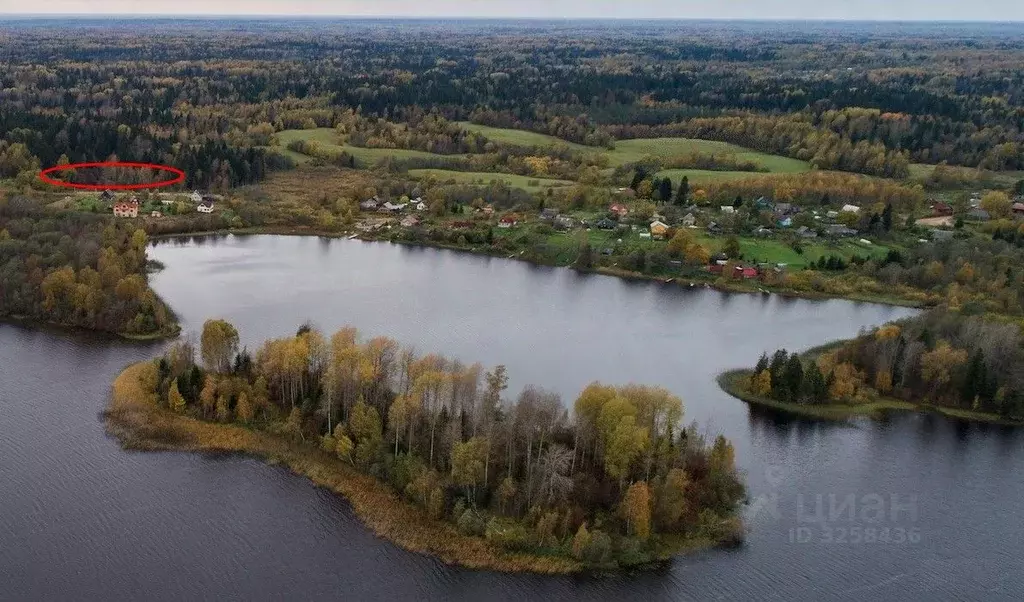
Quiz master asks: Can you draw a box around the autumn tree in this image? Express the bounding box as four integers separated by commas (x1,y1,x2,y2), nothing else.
620,481,652,539
201,319,240,373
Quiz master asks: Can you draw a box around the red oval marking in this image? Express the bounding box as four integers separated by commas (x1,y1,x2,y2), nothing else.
38,161,186,191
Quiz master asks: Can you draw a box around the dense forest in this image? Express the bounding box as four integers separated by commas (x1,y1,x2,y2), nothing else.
137,319,746,568
0,194,176,336
1,20,1022,192
745,311,1024,420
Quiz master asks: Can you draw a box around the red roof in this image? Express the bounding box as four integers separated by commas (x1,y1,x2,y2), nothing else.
500,216,517,223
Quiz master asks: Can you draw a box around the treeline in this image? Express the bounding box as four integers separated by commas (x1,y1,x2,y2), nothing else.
340,111,491,155
142,320,746,568
468,109,614,148
747,311,1024,419
0,195,176,336
606,113,912,178
702,172,925,213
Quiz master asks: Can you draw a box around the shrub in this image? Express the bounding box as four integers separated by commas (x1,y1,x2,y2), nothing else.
457,508,487,537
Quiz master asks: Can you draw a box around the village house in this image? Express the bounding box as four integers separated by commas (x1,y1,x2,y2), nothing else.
794,224,819,238
415,201,427,212
190,190,203,204
595,217,618,230
113,198,139,218
498,215,518,228
774,202,796,217
967,208,991,221
650,220,669,240
380,201,407,213
400,215,421,228
720,205,735,214
931,201,954,216
841,204,861,214
150,210,162,218
754,196,774,211
824,224,858,237
540,208,559,221
733,265,758,280
100,190,115,202
482,205,495,216
197,200,214,213
360,197,381,211
931,228,955,242
681,213,696,228
609,203,629,218
777,217,793,228
826,210,840,219
554,215,577,231
706,221,722,234
1012,202,1024,216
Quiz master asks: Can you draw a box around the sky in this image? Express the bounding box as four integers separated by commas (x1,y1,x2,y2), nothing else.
2,1,1023,22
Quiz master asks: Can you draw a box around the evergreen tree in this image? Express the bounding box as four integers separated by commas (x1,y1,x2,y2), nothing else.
769,349,789,395
733,195,743,208
783,355,804,402
658,177,673,203
630,167,647,190
882,203,893,231
674,176,689,206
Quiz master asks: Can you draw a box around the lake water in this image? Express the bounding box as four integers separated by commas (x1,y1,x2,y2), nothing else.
2,234,1022,601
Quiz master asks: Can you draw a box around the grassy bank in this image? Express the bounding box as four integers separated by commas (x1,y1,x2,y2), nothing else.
718,368,1024,426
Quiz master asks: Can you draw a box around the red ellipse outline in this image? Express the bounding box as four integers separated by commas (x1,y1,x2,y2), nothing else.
38,161,186,191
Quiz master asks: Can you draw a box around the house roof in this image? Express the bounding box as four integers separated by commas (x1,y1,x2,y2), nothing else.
650,220,669,229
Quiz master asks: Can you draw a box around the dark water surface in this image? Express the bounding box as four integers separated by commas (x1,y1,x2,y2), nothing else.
2,234,1021,600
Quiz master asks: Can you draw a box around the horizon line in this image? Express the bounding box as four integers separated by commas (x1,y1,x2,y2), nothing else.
2,14,1024,24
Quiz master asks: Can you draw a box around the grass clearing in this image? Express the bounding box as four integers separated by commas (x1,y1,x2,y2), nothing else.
408,169,573,190
276,128,465,166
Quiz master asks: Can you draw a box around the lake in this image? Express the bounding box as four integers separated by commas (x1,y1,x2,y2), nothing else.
2,234,1022,601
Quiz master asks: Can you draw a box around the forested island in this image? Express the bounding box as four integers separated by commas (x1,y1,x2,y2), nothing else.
720,310,1024,424
106,319,746,572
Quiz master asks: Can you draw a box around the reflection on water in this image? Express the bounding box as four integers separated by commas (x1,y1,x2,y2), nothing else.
2,234,1022,601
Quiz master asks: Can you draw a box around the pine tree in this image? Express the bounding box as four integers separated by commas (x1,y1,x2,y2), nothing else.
675,176,689,205
658,177,673,203
783,355,804,402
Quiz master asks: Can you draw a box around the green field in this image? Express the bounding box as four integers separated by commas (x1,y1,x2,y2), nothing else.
687,231,892,268
458,122,809,174
655,168,769,186
408,169,573,189
278,126,810,189
456,122,598,153
607,138,810,172
276,129,463,166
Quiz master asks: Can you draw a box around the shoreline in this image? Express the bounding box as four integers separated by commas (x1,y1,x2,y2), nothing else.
717,369,1024,426
150,225,928,310
105,362,730,574
0,314,180,342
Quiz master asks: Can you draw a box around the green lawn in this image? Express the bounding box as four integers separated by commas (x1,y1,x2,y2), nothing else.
408,169,573,190
693,232,892,268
